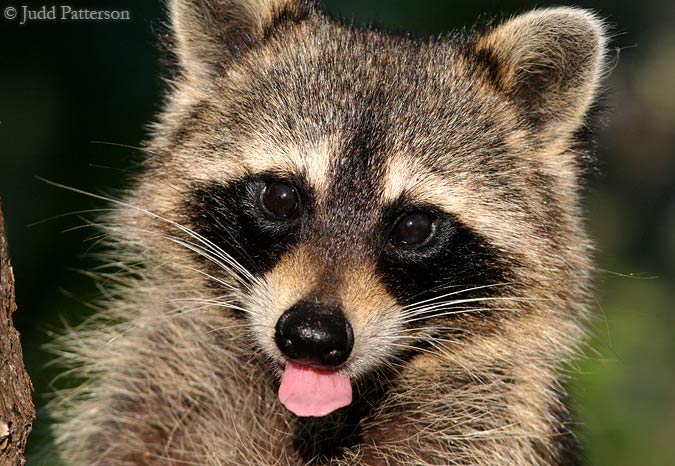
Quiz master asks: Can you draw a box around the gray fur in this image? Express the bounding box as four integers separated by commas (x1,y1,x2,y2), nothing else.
50,2,608,465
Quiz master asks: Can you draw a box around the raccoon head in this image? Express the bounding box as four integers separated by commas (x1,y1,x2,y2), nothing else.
131,0,606,418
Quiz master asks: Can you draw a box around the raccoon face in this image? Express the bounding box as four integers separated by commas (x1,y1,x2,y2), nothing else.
135,0,605,418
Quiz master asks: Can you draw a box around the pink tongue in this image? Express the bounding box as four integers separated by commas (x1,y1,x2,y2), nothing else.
278,362,352,417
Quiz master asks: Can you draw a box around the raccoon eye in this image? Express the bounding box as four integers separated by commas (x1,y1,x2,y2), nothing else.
391,212,434,247
261,181,299,219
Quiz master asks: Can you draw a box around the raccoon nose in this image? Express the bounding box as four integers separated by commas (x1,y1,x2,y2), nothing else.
275,304,354,368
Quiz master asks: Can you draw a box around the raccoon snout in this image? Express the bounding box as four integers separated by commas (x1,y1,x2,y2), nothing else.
274,303,354,368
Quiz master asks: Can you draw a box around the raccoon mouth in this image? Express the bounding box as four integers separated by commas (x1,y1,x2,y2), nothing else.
278,361,352,417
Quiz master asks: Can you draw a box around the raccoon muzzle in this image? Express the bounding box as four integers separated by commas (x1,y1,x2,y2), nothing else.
275,302,354,417
275,303,354,367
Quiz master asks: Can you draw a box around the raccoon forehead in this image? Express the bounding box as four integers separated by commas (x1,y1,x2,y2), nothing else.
383,155,468,216
381,149,543,256
240,138,334,196
166,29,519,192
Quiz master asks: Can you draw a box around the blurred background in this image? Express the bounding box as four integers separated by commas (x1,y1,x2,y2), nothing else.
0,0,673,464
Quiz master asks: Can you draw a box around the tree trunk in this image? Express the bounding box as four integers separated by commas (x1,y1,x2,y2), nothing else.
0,202,35,466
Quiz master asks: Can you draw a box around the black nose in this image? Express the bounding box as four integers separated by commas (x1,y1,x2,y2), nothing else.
275,303,354,368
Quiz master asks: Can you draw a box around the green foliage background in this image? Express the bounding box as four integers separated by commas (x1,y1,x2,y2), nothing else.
0,0,673,464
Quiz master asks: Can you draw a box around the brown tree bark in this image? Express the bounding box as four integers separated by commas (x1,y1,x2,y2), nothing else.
0,202,35,466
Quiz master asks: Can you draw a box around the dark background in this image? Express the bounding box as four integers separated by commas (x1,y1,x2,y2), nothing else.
1,0,673,464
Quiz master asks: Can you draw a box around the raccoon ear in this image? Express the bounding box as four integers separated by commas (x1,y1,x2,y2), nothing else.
474,8,607,133
169,0,309,80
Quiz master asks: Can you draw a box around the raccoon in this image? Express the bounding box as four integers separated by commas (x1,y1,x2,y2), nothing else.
50,1,608,465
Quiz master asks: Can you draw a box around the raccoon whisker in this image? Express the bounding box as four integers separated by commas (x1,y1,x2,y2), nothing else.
158,292,256,318
181,205,260,279
373,357,409,372
59,222,114,235
417,336,467,347
400,308,501,325
422,339,459,356
399,283,514,311
404,295,538,310
67,294,244,346
155,224,258,288
164,299,251,317
174,300,251,316
206,323,254,334
89,140,167,159
163,294,234,306
63,178,258,288
135,227,255,291
400,304,476,319
400,296,552,319
163,236,256,290
168,247,247,291
403,307,519,323
87,256,140,273
178,266,241,293
102,221,254,291
27,208,118,228
400,295,511,315
386,342,448,357
443,424,525,441
38,177,261,287
399,283,567,318
68,266,139,289
397,326,468,335
206,321,254,332
50,216,256,294
156,178,259,273
383,333,464,351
